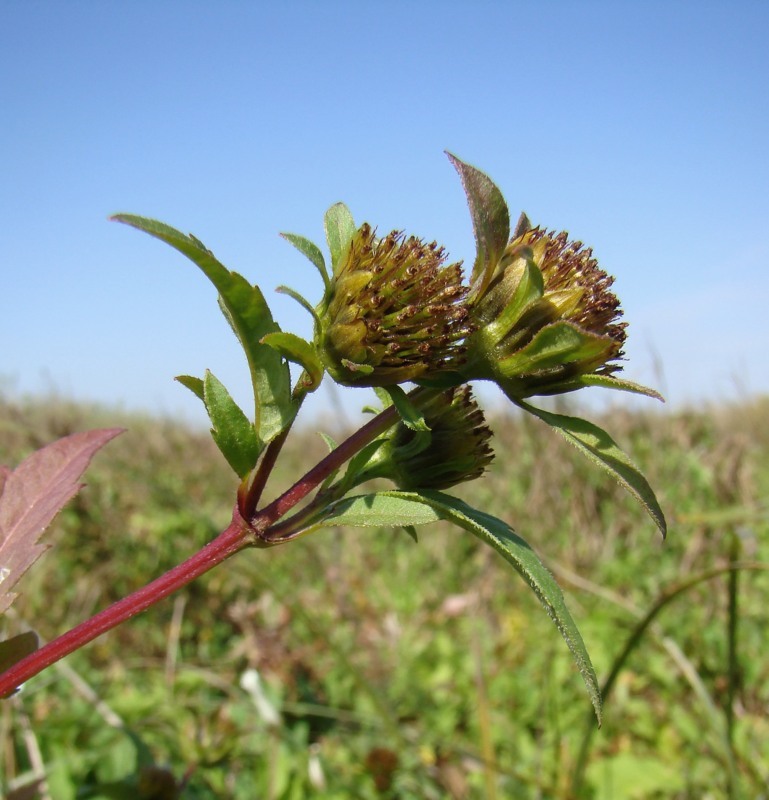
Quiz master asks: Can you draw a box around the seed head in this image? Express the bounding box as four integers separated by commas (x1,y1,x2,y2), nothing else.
317,224,473,386
463,218,627,398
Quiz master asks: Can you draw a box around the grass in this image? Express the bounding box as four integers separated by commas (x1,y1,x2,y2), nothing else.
1,392,768,798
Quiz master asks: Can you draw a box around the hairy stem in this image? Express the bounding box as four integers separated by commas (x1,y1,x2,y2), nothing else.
0,510,252,698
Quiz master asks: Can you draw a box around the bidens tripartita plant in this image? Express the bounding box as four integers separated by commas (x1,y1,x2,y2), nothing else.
0,154,667,723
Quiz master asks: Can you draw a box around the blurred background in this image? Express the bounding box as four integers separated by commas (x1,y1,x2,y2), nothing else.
2,2,767,425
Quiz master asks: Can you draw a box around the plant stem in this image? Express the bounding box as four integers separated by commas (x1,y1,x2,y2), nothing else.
251,400,402,533
0,388,423,696
0,510,252,698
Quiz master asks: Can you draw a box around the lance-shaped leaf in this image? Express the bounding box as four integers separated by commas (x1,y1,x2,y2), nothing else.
0,429,123,615
112,215,293,447
324,202,356,274
447,152,510,294
203,371,260,478
280,232,329,289
175,374,205,402
322,489,601,722
517,401,667,537
542,373,665,401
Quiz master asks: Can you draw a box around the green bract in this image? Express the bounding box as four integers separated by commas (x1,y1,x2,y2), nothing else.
355,386,495,490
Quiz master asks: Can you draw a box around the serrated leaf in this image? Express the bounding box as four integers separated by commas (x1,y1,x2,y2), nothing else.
416,489,601,722
280,232,329,289
0,631,38,673
111,214,293,446
321,489,601,721
518,401,667,537
203,371,260,478
0,429,123,615
261,332,324,391
175,374,205,401
447,152,510,294
324,202,356,274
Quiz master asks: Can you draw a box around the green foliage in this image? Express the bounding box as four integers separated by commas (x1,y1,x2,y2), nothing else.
111,214,294,456
2,395,768,797
517,400,667,537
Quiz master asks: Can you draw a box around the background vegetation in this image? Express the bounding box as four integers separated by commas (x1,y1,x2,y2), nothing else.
1,392,767,799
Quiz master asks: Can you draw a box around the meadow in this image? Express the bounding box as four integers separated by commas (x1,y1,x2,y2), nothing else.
1,392,768,799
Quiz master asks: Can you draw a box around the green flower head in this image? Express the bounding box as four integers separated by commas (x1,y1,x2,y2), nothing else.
316,223,473,387
361,386,494,490
462,216,627,398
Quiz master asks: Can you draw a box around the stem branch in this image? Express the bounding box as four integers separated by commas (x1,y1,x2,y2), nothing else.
0,510,252,698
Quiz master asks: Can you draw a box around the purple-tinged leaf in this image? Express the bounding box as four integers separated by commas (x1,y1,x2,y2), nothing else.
0,428,123,614
446,152,510,295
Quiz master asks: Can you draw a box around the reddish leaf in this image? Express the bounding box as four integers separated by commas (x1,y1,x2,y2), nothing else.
0,428,123,614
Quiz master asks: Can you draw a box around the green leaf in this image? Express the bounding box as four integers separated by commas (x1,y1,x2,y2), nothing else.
446,152,510,294
112,214,293,447
322,489,602,722
384,386,429,432
324,202,356,274
486,259,544,343
175,374,205,401
203,370,260,478
276,285,322,327
280,232,329,288
518,401,667,537
323,492,443,528
566,374,665,401
499,321,614,377
261,332,324,391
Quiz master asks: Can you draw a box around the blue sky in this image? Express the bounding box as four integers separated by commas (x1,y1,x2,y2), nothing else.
2,2,768,426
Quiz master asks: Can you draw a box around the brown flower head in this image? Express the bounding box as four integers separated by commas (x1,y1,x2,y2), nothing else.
316,223,473,386
463,215,627,398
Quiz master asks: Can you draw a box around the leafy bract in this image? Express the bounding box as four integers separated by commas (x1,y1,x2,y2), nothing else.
324,202,356,274
517,401,667,537
280,232,329,289
261,332,324,392
322,489,602,721
111,214,293,448
383,386,429,433
175,374,205,401
447,152,510,295
203,371,260,478
0,429,123,615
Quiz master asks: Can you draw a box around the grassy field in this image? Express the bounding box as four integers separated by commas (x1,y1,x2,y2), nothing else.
1,393,768,799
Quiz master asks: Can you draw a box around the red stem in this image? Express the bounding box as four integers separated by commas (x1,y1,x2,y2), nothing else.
0,398,407,697
252,402,399,533
0,510,252,698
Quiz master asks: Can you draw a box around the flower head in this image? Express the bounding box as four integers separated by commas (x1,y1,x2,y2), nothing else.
362,386,494,490
316,224,473,386
463,215,627,398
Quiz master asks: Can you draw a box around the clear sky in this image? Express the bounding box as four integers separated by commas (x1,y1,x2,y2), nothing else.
2,2,768,426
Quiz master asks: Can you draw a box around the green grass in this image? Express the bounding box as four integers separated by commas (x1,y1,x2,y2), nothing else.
2,393,768,798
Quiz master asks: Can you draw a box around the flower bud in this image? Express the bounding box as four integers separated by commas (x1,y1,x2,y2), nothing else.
463,219,627,398
369,387,494,490
316,224,473,386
